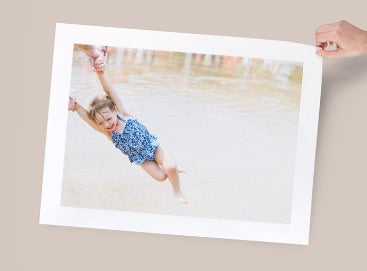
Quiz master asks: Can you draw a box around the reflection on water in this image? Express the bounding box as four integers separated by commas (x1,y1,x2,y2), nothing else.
74,47,302,125
73,47,302,140
63,46,303,224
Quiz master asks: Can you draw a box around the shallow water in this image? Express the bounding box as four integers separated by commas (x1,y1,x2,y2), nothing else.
62,47,302,224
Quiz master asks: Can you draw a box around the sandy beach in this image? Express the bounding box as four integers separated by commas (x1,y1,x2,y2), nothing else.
61,47,302,224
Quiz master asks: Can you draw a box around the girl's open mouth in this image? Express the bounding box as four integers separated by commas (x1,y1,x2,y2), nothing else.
107,124,114,131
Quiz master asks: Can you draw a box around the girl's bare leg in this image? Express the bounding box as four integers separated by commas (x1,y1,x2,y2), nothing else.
154,146,187,203
140,160,167,182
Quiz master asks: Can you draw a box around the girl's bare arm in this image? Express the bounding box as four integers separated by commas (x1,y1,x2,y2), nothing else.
97,72,132,118
71,101,112,140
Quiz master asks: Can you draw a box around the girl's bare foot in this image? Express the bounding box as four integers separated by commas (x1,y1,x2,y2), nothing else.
174,191,188,204
177,168,186,174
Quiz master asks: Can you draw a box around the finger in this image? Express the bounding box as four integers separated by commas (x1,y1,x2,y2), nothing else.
316,41,328,49
315,22,339,34
316,48,345,58
95,65,105,72
95,60,105,67
315,31,338,44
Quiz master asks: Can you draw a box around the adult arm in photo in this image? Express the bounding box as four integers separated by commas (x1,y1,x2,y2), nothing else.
75,44,108,72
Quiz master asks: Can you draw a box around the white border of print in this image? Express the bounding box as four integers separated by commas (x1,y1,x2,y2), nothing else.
40,23,322,245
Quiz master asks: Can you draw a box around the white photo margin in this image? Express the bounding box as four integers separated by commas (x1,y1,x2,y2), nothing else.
40,23,322,245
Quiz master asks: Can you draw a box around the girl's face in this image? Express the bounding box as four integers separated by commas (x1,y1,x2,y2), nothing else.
94,106,118,132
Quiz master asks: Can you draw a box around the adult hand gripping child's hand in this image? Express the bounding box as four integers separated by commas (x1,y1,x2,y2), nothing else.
75,45,108,72
91,46,108,73
94,56,106,74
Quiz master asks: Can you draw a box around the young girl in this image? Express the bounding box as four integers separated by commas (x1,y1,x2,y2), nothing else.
68,57,187,203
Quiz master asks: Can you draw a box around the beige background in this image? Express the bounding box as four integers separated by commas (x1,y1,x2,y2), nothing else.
6,0,367,270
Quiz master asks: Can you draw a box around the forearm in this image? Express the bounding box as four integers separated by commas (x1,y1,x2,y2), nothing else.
75,103,89,120
97,73,116,96
97,73,127,115
76,45,99,58
75,104,102,133
73,104,111,140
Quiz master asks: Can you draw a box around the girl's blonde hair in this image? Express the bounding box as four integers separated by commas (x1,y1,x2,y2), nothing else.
88,95,116,122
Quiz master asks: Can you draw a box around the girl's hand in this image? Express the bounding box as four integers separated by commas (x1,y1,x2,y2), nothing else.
68,96,78,111
81,45,108,72
94,56,105,74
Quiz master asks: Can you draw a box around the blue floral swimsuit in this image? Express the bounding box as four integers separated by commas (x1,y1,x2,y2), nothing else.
111,115,160,165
